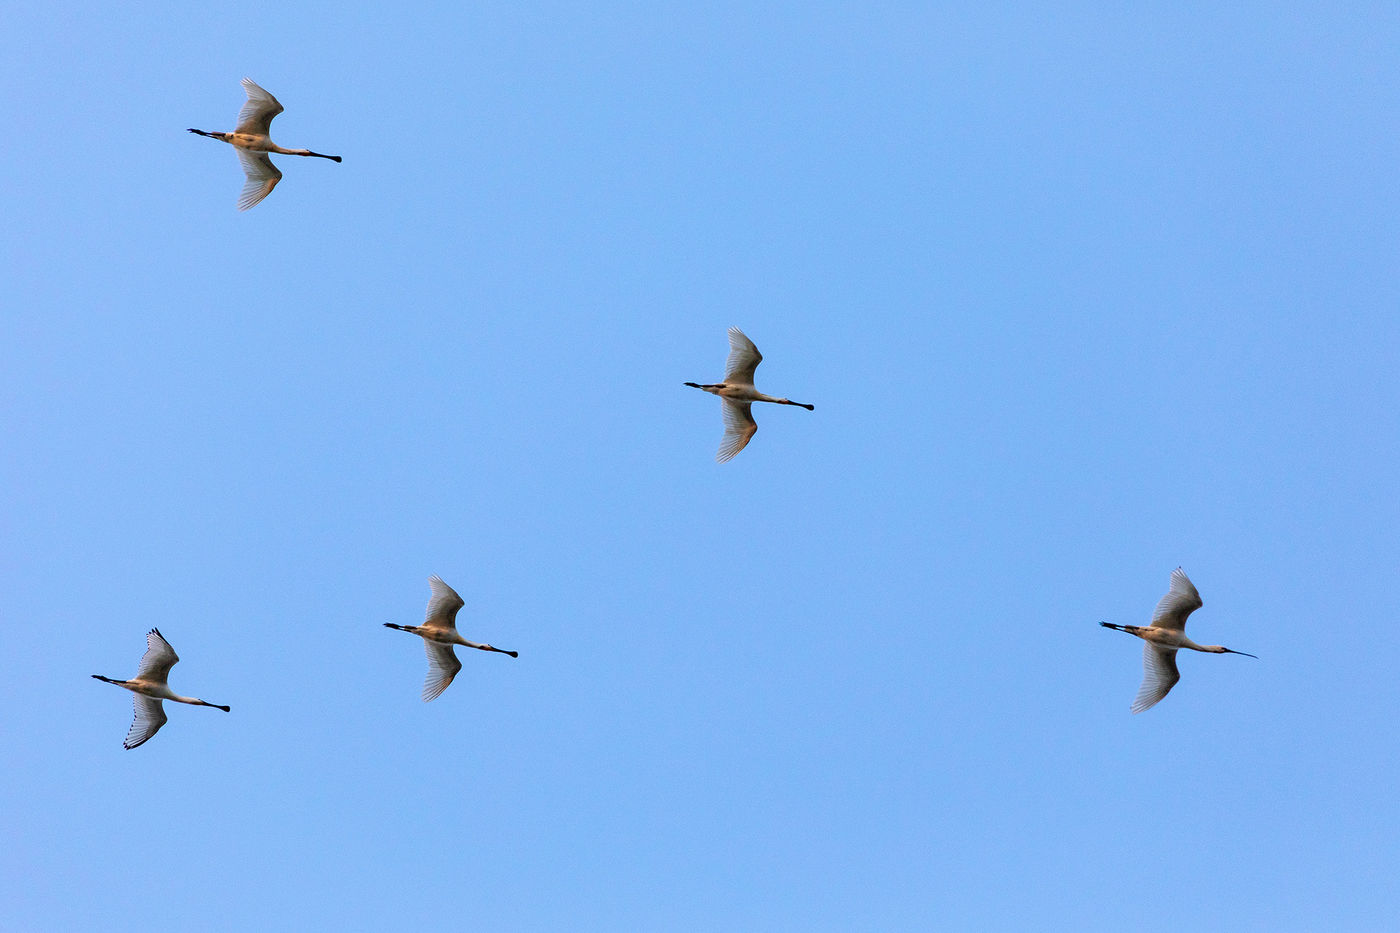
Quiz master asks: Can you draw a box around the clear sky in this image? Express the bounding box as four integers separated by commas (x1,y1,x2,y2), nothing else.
3,2,1398,930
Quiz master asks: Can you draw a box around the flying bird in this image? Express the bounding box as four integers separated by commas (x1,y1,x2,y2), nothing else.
685,327,814,462
92,628,230,749
188,77,341,210
384,575,518,701
1100,567,1257,713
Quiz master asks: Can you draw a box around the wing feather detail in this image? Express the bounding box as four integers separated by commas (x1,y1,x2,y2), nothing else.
425,575,465,628
422,642,462,702
124,695,167,749
236,77,284,134
1131,644,1180,714
135,628,179,682
1151,567,1203,631
723,327,762,385
235,149,281,211
717,399,757,462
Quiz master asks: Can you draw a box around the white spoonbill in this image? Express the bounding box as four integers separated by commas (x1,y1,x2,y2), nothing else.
384,575,518,701
188,77,341,210
92,628,230,749
685,326,814,462
1100,567,1257,713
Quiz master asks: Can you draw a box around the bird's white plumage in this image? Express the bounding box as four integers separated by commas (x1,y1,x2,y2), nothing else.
422,641,462,702
1102,567,1254,713
235,149,282,211
688,327,810,462
385,576,515,700
124,695,168,749
191,77,338,211
235,77,284,135
1151,566,1203,631
94,628,226,748
1131,643,1181,714
135,628,179,683
717,399,757,463
723,326,763,385
425,574,465,627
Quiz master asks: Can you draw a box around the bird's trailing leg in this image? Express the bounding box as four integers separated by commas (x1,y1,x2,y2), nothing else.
91,674,127,685
1099,621,1142,636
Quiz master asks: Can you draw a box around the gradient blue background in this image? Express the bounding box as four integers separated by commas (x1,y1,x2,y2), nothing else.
4,2,1398,929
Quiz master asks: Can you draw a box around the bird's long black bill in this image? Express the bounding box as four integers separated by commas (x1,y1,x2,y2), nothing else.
1225,648,1259,658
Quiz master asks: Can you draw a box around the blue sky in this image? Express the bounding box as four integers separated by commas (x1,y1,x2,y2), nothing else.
3,2,1398,929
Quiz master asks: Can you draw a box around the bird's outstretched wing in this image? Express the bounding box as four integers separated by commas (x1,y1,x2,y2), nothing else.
723,327,763,385
236,77,284,135
235,149,282,211
425,575,466,628
124,695,167,749
422,642,462,702
1151,566,1203,631
1131,644,1180,714
717,399,757,463
135,628,179,682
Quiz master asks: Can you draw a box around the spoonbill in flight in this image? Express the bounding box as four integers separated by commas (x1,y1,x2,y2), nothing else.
92,628,230,749
1100,567,1257,713
685,327,814,462
188,77,341,210
384,575,518,701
